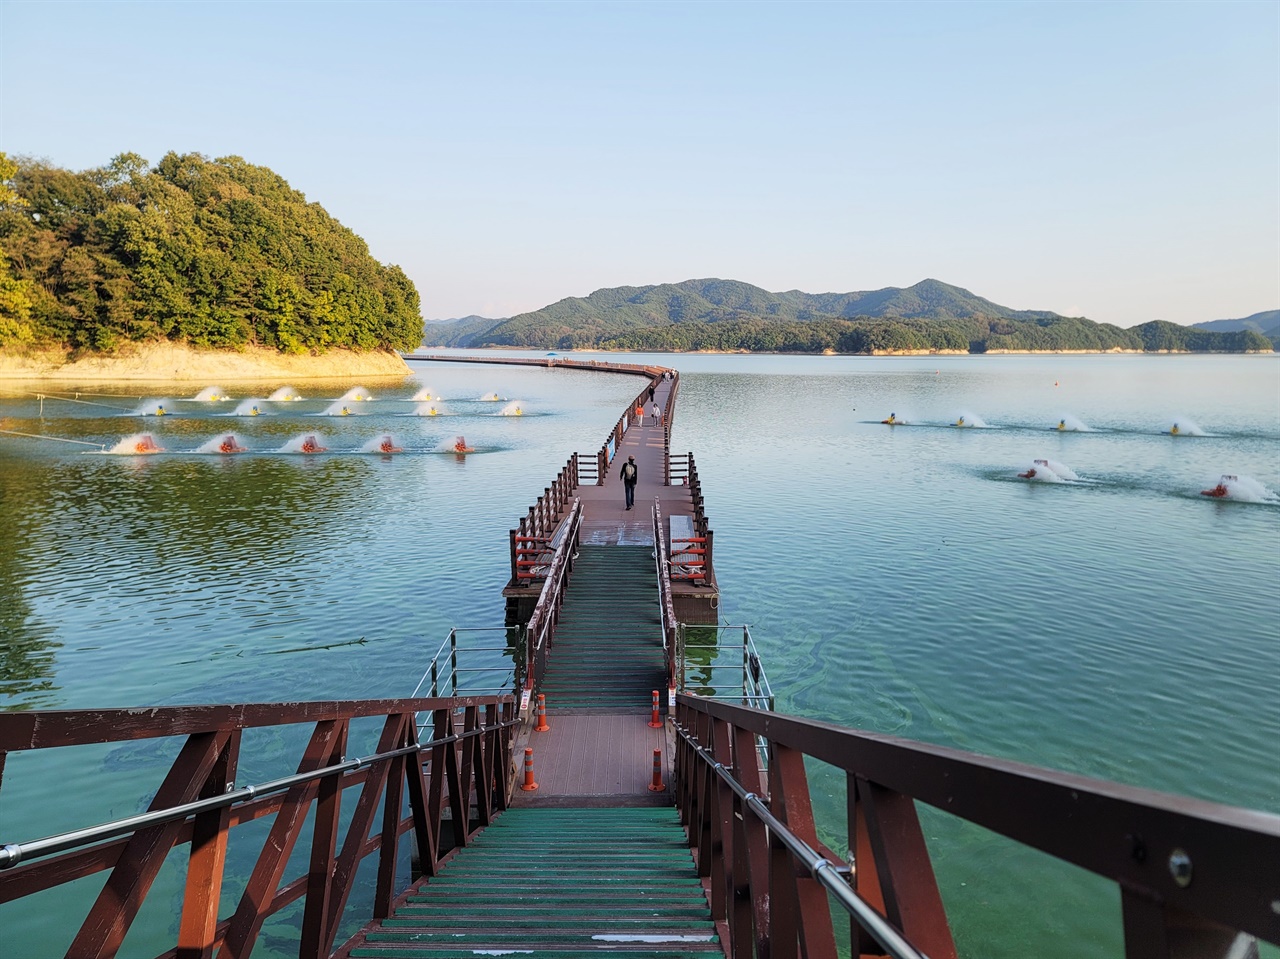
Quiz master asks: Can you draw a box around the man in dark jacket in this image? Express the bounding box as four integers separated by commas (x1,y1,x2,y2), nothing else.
620,455,638,510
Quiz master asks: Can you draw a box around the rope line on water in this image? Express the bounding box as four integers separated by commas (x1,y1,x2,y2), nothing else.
18,392,135,412
25,389,144,401
0,428,106,449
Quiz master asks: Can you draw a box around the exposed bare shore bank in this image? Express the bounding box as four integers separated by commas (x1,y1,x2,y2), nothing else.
0,343,412,381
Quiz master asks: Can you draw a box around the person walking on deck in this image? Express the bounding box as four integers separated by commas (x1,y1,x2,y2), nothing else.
620,455,638,510
651,401,662,426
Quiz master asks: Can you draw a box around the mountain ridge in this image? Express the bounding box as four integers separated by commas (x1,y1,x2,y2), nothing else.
421,278,1273,354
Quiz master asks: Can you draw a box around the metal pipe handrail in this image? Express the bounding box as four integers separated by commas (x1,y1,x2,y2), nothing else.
0,714,519,872
678,624,774,709
523,498,584,693
652,498,678,689
674,721,927,959
410,627,515,699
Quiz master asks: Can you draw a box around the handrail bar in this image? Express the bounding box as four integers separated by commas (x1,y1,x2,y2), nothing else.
675,720,927,959
0,714,519,871
409,626,515,699
678,624,773,709
677,695,1280,949
523,498,584,691
652,497,678,691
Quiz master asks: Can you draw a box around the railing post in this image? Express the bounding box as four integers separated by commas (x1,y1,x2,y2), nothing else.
450,630,459,696
177,729,241,959
299,720,350,959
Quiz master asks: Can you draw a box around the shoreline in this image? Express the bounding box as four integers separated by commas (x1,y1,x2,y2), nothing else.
425,346,1272,357
0,343,413,382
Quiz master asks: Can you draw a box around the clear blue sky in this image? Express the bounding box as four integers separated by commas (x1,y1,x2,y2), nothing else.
2,0,1276,326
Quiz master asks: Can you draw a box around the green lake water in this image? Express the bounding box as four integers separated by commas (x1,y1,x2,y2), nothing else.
1,351,1277,957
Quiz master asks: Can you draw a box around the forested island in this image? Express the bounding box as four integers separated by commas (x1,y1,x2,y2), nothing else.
424,279,1274,355
0,152,422,366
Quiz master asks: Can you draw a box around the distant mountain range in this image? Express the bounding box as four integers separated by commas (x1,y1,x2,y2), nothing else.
1193,310,1280,347
422,279,1274,354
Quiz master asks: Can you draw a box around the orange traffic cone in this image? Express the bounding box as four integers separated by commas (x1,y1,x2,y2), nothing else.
520,747,539,791
648,689,663,728
535,693,550,732
648,749,665,792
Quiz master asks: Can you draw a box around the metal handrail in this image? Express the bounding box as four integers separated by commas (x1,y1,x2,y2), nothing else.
675,721,927,959
0,714,518,872
680,624,774,710
523,498,583,693
652,498,678,693
411,627,517,699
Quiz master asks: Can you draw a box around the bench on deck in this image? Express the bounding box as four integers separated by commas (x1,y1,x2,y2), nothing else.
515,516,573,582
668,514,707,582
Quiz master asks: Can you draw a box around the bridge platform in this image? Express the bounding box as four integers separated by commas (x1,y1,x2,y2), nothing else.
501,372,718,624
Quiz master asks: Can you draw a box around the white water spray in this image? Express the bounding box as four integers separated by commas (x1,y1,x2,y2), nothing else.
1167,417,1207,436
233,398,267,416
268,386,303,402
281,434,328,453
1054,415,1092,432
361,434,404,454
108,433,164,455
134,399,173,417
339,387,373,401
197,434,248,454
410,387,435,401
498,401,524,416
192,386,227,402
322,401,361,416
1201,474,1278,503
951,412,990,429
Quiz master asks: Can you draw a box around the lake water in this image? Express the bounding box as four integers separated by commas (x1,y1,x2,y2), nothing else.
1,351,1277,957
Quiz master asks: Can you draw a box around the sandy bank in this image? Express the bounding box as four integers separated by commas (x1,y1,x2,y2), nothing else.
0,342,412,381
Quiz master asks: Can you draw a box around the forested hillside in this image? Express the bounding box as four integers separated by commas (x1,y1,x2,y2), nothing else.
0,152,422,353
1193,310,1280,348
424,278,1271,354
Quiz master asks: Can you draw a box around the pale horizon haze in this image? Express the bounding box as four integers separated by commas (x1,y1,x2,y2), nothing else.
1,0,1276,328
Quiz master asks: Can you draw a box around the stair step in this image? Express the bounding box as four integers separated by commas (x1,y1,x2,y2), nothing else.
347,807,715,957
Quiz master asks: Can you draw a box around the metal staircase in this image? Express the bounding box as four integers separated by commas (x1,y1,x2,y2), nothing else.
536,546,666,710
347,807,720,958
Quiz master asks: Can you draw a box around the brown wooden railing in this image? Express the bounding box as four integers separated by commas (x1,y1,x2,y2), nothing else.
652,497,679,692
521,498,583,696
667,451,714,586
0,697,517,959
510,455,579,585
662,371,680,485
673,695,1280,959
593,371,667,478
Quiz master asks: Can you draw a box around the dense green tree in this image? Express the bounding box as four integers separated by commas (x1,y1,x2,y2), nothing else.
0,152,422,353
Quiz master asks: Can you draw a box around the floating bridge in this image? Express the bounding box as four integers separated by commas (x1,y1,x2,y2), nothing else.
0,357,1276,959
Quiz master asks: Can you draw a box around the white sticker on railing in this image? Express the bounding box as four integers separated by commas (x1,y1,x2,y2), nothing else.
592,936,714,943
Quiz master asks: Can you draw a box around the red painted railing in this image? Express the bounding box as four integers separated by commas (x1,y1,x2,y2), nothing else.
0,697,516,959
674,695,1280,959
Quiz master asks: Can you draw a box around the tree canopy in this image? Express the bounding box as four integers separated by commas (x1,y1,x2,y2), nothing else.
0,151,422,353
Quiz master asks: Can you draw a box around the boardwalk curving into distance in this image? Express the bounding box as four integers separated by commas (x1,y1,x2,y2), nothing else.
405,355,690,807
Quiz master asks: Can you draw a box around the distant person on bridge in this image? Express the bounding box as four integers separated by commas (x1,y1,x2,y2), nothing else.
620,455,638,510
651,401,662,426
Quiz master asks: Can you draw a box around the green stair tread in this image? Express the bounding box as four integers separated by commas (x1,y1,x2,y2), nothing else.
352,948,719,958
351,805,712,957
